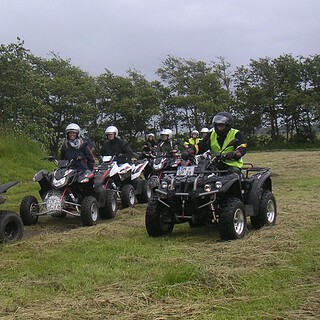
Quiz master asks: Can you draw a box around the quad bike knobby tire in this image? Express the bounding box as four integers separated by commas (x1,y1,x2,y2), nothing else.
0,210,24,243
136,179,152,204
80,196,99,226
20,195,39,225
218,197,247,240
251,190,277,229
145,199,174,237
120,184,136,208
99,189,117,219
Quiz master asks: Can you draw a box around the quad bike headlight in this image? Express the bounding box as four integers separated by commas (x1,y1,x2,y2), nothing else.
53,177,66,187
215,181,223,189
204,184,212,192
160,181,168,190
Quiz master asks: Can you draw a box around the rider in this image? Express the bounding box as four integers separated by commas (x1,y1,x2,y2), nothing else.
101,125,134,164
200,127,210,140
61,123,95,172
142,133,157,154
183,111,247,172
184,130,200,147
157,129,179,153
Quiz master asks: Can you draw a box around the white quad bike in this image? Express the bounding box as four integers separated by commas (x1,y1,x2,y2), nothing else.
94,156,152,219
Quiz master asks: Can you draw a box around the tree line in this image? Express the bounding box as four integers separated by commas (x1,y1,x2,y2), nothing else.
1,39,319,155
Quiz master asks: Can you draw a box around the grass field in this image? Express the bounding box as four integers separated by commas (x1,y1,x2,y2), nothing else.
1,149,320,319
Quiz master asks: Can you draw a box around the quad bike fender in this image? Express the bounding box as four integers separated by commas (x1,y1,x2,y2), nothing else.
131,161,148,180
217,175,242,198
33,169,49,182
245,171,272,216
0,180,19,194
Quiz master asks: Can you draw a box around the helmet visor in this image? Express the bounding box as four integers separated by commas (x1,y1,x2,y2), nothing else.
213,114,230,125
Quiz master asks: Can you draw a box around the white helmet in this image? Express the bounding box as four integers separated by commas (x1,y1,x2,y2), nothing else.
66,123,80,136
147,133,155,138
105,125,118,137
200,127,209,134
160,129,173,139
192,130,199,136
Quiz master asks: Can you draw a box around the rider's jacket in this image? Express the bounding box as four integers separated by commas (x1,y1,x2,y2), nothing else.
210,128,243,168
157,139,178,153
101,137,133,164
61,139,95,171
184,137,200,147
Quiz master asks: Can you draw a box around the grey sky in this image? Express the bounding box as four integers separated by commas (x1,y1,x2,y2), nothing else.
1,0,319,80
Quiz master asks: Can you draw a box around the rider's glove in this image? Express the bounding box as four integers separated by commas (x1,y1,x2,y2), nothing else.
181,145,196,160
224,151,237,160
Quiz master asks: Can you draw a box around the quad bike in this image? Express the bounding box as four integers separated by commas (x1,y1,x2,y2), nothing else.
94,155,151,219
144,150,182,189
20,157,99,227
145,141,277,241
0,181,24,243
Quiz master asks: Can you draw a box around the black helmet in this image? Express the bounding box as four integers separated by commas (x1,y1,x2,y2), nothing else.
213,111,233,136
213,111,233,126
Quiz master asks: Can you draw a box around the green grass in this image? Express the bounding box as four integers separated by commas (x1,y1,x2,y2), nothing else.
0,135,320,319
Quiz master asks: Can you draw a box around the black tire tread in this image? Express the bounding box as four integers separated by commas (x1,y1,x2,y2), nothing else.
219,197,246,240
80,196,98,226
0,210,24,242
19,195,39,226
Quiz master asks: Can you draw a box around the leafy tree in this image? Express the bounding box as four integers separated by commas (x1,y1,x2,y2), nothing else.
32,53,98,155
0,39,49,143
156,55,228,135
95,69,160,149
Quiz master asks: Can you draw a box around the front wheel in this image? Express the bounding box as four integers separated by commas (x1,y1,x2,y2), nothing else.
99,189,117,219
136,179,152,204
218,198,247,240
80,196,99,226
20,195,39,225
251,190,277,229
120,184,136,208
145,199,174,237
0,210,24,243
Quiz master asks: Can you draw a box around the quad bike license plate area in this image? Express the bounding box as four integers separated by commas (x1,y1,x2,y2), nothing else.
46,195,62,212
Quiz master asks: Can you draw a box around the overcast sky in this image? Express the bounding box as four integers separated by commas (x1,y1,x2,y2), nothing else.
1,0,319,80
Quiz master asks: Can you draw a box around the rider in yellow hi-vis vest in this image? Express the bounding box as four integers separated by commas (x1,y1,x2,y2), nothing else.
184,130,200,147
183,111,247,173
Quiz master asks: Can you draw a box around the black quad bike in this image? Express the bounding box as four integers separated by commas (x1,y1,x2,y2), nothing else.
145,143,277,241
20,157,99,227
0,181,24,243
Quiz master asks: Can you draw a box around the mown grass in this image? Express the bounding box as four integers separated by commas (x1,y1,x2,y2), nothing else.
0,134,319,319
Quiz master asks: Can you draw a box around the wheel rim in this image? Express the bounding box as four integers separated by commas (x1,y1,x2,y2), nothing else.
266,199,275,224
5,221,18,240
91,202,98,222
30,202,39,215
111,195,117,212
129,189,135,205
147,185,152,199
234,208,245,236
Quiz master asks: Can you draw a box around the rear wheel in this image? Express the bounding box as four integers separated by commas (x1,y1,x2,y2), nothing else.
219,198,247,240
251,190,277,229
99,189,117,219
80,196,98,226
136,179,152,203
121,184,136,208
145,199,174,237
0,210,24,243
20,195,39,225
